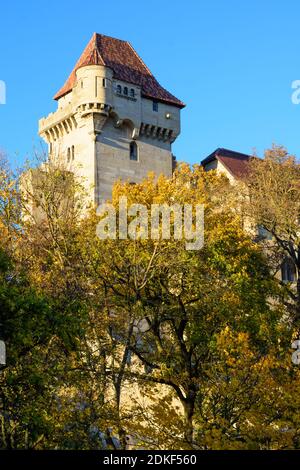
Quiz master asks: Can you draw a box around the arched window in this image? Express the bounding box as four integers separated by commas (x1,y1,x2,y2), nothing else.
116,84,122,94
130,141,138,161
124,86,128,96
130,88,135,98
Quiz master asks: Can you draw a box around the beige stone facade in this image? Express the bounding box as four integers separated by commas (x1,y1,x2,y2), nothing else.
39,35,183,205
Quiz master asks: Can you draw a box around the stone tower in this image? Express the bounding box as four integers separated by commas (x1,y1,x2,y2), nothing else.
39,33,185,204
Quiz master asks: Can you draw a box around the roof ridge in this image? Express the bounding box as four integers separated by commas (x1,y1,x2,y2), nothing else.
53,33,184,107
126,40,154,77
95,32,128,44
217,147,251,159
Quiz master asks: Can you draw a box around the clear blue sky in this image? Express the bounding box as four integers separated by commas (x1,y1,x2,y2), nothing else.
1,0,300,168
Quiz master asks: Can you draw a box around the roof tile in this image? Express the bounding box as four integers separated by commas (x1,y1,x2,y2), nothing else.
201,148,252,179
54,33,185,108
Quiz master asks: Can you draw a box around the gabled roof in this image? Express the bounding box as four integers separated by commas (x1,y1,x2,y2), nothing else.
54,33,185,108
201,148,252,179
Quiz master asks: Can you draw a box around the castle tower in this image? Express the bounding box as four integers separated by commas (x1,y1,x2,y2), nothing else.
39,33,185,204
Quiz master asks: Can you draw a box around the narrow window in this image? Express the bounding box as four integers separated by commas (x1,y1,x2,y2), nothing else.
130,141,138,161
67,147,71,162
153,101,158,112
102,78,106,87
49,143,53,155
281,258,296,282
71,145,75,160
124,86,128,96
130,88,135,98
116,84,122,94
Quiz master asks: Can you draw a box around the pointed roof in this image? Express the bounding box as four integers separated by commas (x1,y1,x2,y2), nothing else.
201,148,252,179
54,33,185,108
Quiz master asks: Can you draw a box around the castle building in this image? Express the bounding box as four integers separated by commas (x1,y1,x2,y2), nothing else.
201,147,297,284
39,33,185,203
201,147,251,183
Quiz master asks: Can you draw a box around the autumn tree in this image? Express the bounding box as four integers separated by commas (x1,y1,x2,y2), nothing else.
2,152,299,450
0,155,113,449
78,164,285,449
244,145,300,326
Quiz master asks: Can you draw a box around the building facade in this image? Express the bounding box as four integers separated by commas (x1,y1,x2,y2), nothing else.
201,147,298,284
39,33,185,204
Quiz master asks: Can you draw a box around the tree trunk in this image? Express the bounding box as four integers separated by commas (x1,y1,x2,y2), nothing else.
183,397,195,447
296,267,300,329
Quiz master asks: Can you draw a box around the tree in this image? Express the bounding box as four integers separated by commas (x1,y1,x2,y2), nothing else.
79,164,283,448
0,156,112,449
2,153,298,450
244,145,300,327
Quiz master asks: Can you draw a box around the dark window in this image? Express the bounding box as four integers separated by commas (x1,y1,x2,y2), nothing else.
102,78,106,87
67,147,71,162
124,86,128,96
71,145,75,160
281,258,296,282
153,101,158,112
116,85,122,94
130,88,135,98
130,141,138,161
257,225,272,240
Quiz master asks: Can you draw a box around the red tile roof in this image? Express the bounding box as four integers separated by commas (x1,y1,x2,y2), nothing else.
54,33,185,108
201,148,252,179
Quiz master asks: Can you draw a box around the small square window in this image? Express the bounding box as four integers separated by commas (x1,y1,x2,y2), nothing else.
153,101,158,112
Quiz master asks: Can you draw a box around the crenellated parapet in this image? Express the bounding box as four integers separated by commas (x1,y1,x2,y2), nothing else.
40,114,78,143
139,122,176,143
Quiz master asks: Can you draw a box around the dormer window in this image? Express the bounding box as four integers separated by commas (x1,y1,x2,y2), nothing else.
153,101,158,112
124,87,128,96
130,141,138,161
116,85,122,94
130,88,135,98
